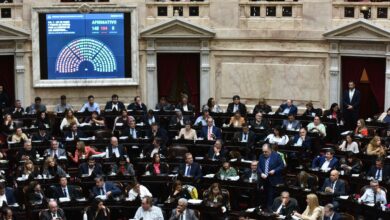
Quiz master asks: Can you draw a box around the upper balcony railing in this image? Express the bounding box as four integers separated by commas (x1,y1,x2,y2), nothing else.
0,0,22,20
239,0,302,19
146,0,209,18
333,0,390,19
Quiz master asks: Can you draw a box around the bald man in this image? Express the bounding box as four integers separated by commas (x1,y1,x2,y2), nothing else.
321,170,346,196
105,136,127,160
39,200,66,220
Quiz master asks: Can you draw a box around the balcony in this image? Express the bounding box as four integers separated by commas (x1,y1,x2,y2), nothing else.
146,0,209,18
0,0,22,20
239,0,303,19
333,0,390,19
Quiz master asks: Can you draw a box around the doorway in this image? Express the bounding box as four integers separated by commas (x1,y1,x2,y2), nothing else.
0,55,15,108
341,56,385,119
157,53,200,110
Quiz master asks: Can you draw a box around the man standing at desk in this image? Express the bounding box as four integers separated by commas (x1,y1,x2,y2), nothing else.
257,143,284,210
342,81,360,130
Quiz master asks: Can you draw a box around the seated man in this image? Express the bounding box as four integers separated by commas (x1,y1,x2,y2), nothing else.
44,139,66,158
281,114,301,131
176,94,195,113
0,183,16,206
17,140,38,162
54,95,73,113
134,196,164,220
179,153,202,180
32,126,51,142
323,203,341,220
303,102,322,117
169,198,198,220
127,181,153,201
215,161,238,180
143,109,159,126
92,176,122,199
39,200,66,220
55,176,80,200
64,122,86,140
312,149,338,171
320,170,346,196
79,158,103,177
79,95,100,114
123,119,142,139
194,109,211,127
10,100,24,117
200,117,222,140
146,123,168,145
233,123,256,147
105,136,128,160
292,127,312,148
249,112,269,130
170,109,190,127
143,137,165,158
307,116,327,137
155,96,174,111
360,180,387,205
366,157,390,181
104,94,125,112
127,96,147,113
207,139,226,161
241,161,258,182
26,97,47,114
226,95,247,116
271,191,298,217
276,99,297,115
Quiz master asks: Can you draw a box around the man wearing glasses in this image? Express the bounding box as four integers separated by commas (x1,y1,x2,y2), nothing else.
360,180,387,205
271,191,298,217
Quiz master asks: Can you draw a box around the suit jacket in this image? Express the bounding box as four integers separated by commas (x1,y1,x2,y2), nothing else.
324,212,341,220
200,126,222,140
4,187,16,206
9,107,24,117
169,208,198,220
79,163,103,177
32,133,52,142
232,131,256,147
207,146,226,161
271,196,298,217
312,156,339,170
55,185,79,200
39,208,66,220
282,120,301,130
321,178,346,196
292,135,312,148
257,152,284,186
122,127,143,139
226,102,247,115
342,89,361,112
179,162,202,180
92,181,122,198
142,115,160,126
64,130,86,140
155,103,174,111
303,108,322,117
104,101,125,111
44,148,66,158
106,145,127,159
146,128,169,144
146,162,169,175
176,103,195,113
127,102,147,112
241,169,258,181
249,119,270,130
277,104,298,115
367,165,390,181
170,115,191,126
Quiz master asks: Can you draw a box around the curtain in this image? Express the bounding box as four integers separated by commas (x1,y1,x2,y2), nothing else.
0,55,15,106
157,53,200,110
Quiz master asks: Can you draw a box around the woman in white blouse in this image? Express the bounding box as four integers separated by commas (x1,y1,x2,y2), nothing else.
60,109,79,130
178,121,197,140
265,127,289,145
338,134,359,154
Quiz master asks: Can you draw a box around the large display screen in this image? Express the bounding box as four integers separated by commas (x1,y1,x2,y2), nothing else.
39,13,131,80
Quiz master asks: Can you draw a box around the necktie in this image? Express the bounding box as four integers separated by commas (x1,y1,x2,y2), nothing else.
264,158,270,174
180,214,183,220
374,191,377,203
185,165,191,176
63,188,67,197
208,127,212,140
243,133,247,142
376,169,381,180
52,213,56,218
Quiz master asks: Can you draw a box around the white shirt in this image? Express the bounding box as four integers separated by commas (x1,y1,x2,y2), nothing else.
233,104,239,112
0,194,7,206
349,89,355,102
112,103,118,111
276,203,284,214
242,133,248,142
295,137,304,146
265,134,289,145
321,159,331,171
134,206,163,220
88,167,94,176
128,185,152,201
106,147,120,158
338,141,359,154
61,187,69,198
360,188,387,204
183,105,188,112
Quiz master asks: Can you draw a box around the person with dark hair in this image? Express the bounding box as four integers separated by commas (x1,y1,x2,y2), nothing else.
303,101,322,117
178,121,197,140
84,111,105,127
167,181,192,203
145,153,169,175
342,81,361,130
143,137,165,158
33,111,50,128
378,107,390,124
104,94,125,112
323,203,341,220
68,141,102,164
127,96,147,113
39,200,66,220
281,114,301,131
169,198,198,220
146,123,168,145
176,94,195,113
79,158,103,177
155,96,174,111
27,97,46,114
55,176,79,200
133,196,163,220
265,127,289,145
1,206,14,220
249,112,270,130
366,158,390,181
9,100,24,117
127,181,152,202
143,109,158,126
86,198,110,220
32,125,51,142
0,183,16,207
55,95,73,113
92,176,122,199
80,95,100,114
307,116,326,137
227,95,247,115
0,85,9,111
202,97,222,113
1,114,15,136
338,134,359,154
64,122,86,140
311,149,338,171
253,98,272,114
194,109,211,126
339,152,362,175
28,181,46,205
203,183,230,219
215,161,238,180
123,119,142,139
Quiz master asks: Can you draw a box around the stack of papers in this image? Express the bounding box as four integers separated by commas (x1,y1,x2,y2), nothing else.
188,199,202,204
203,174,215,178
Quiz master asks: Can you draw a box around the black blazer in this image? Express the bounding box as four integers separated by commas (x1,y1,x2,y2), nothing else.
106,145,127,159
64,130,86,140
249,119,270,130
367,165,390,181
79,163,103,177
104,101,125,111
178,162,202,180
342,89,361,111
170,115,191,126
253,104,272,114
55,185,80,200
122,127,143,139
207,146,226,161
232,131,256,147
271,196,299,217
176,103,195,113
321,178,346,196
226,102,247,115
146,128,169,144
142,115,160,126
39,208,66,220
127,103,147,112
145,162,169,175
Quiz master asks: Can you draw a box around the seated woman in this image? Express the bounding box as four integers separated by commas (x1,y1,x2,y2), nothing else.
33,111,50,128
1,114,16,136
296,171,317,190
18,159,40,180
366,136,387,157
111,158,135,176
303,101,322,117
203,183,230,219
145,153,169,175
11,127,28,143
60,109,79,131
127,181,152,201
293,193,323,220
86,198,110,220
68,141,102,164
228,111,246,128
323,103,342,123
202,97,222,113
113,109,132,131
354,118,368,137
338,134,359,154
215,161,238,180
42,157,66,178
252,98,272,114
307,116,326,137
84,111,105,127
178,121,197,140
339,152,362,175
378,107,390,124
27,181,46,205
167,180,192,203
265,127,289,145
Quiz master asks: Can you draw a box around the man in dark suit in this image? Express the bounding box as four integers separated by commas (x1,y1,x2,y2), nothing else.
105,136,128,160
179,153,202,180
366,158,390,181
123,119,142,139
281,114,301,131
143,109,159,126
44,139,66,158
146,123,168,146
55,176,79,200
276,100,298,116
321,170,346,196
207,139,226,161
79,158,103,177
241,161,258,182
169,198,198,220
257,144,285,209
233,123,256,147
0,183,16,206
127,96,147,113
170,110,190,126
250,112,270,130
342,81,361,130
200,117,222,140
39,200,66,220
32,126,52,142
104,94,125,112
271,191,298,217
155,96,174,111
312,149,339,171
226,95,247,116
324,203,341,220
64,123,86,140
92,176,122,199
292,128,312,148
9,99,24,117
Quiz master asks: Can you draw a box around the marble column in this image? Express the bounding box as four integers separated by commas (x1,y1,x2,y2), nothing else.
146,39,158,109
200,40,210,110
329,42,340,105
14,41,25,104
385,44,390,109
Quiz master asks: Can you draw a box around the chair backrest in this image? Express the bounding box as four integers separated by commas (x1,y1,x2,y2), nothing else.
340,212,355,220
14,120,23,128
94,129,112,140
167,145,188,159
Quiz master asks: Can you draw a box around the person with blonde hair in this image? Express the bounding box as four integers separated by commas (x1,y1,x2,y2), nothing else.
293,193,323,220
366,136,386,157
60,109,79,130
354,118,368,136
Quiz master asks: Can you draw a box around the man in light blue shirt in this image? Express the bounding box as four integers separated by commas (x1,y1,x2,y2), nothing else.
360,180,387,204
134,196,163,220
79,95,100,114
